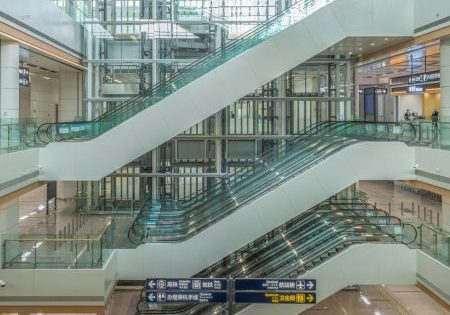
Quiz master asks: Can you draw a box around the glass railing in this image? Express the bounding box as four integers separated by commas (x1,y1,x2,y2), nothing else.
3,222,114,269
134,194,417,314
0,118,48,155
128,121,416,244
417,222,450,266
37,0,335,143
413,120,450,149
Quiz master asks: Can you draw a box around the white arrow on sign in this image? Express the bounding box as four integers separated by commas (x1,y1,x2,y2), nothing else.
148,293,156,302
307,281,314,290
148,280,156,289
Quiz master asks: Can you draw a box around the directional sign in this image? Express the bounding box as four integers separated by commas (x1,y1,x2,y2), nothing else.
235,279,316,291
234,292,316,304
147,291,228,304
146,278,227,291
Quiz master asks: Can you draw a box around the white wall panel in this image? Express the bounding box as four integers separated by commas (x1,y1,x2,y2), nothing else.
0,149,39,197
0,0,83,56
416,251,450,304
415,147,450,179
0,252,117,306
414,0,450,33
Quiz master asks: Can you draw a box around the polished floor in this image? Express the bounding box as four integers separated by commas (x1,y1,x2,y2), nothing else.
303,285,450,315
359,180,443,227
3,285,448,315
18,184,111,238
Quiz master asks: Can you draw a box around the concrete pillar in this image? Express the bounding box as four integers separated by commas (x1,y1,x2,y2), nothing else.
0,41,20,118
345,61,353,120
215,112,222,173
442,196,450,231
440,38,450,122
440,38,450,144
59,71,82,121
85,33,94,120
0,199,20,267
151,148,158,199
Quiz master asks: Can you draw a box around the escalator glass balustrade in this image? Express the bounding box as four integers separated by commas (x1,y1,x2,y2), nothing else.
134,193,419,315
37,0,336,143
128,121,416,244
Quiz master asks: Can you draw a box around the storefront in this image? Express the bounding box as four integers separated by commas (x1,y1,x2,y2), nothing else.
391,71,441,121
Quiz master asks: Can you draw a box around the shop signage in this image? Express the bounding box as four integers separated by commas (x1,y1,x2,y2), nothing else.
391,71,440,86
19,67,30,86
408,71,440,85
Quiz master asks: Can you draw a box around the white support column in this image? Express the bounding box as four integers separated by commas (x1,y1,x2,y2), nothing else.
345,61,353,120
152,148,158,200
0,41,19,118
215,112,222,173
86,33,94,120
442,196,450,231
440,38,450,144
0,199,19,267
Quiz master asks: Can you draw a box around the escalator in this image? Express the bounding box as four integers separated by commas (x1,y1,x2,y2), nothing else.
128,121,416,244
133,192,417,314
32,0,413,180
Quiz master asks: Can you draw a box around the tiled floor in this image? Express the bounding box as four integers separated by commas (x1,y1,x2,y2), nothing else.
18,185,111,238
301,285,450,315
359,181,443,228
4,285,445,315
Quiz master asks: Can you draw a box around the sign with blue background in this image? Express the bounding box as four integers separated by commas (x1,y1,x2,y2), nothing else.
235,279,316,291
147,291,228,304
146,278,227,291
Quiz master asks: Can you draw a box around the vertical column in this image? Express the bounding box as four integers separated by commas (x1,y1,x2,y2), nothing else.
151,148,159,199
0,199,20,267
59,71,82,121
442,196,450,231
215,112,222,173
85,33,94,120
278,76,287,136
440,38,450,143
0,41,20,118
345,61,353,120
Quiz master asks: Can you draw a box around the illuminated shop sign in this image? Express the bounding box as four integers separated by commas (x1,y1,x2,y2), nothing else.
408,71,440,85
408,85,424,93
391,71,440,86
19,67,30,86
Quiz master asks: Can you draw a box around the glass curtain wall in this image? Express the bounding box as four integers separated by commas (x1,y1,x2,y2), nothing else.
77,60,354,210
50,0,354,208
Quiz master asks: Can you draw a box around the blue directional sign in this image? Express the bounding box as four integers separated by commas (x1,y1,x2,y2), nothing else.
234,292,316,304
235,279,316,291
146,278,227,291
147,291,228,304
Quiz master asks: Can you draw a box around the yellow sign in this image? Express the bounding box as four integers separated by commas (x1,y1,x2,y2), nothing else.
263,292,315,304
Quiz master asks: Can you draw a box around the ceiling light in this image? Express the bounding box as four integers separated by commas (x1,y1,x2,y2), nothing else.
384,37,389,41
370,43,375,46
361,295,371,305
42,76,51,80
359,47,363,51
374,311,382,315
349,52,353,55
